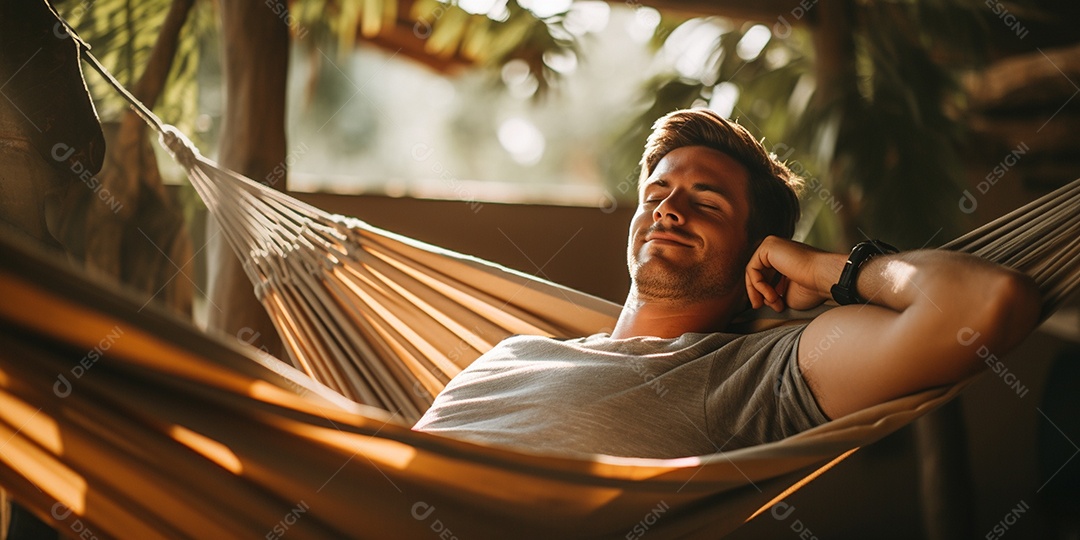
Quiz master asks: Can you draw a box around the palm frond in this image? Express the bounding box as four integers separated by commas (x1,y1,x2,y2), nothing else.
607,20,811,205
55,0,209,140
294,0,583,97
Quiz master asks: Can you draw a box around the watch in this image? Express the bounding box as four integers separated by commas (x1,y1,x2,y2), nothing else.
830,240,898,305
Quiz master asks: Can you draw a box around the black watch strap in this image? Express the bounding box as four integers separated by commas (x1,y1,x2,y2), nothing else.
830,240,898,305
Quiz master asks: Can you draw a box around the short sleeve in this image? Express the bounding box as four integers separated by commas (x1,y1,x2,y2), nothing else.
704,324,830,450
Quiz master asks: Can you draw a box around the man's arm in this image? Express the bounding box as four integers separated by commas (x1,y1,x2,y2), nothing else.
745,236,1041,420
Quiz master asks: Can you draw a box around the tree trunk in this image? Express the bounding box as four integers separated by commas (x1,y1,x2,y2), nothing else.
208,0,289,356
809,0,858,249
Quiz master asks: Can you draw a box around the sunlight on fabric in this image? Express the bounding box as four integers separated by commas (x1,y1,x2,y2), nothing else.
363,264,494,355
247,379,306,405
169,425,243,475
396,438,633,511
294,424,417,469
745,447,859,522
265,290,320,378
333,266,459,377
0,413,86,514
365,247,555,337
585,454,703,480
0,392,63,454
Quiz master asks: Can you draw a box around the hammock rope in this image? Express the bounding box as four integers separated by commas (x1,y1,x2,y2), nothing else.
152,122,625,421
941,177,1080,315
0,42,1075,538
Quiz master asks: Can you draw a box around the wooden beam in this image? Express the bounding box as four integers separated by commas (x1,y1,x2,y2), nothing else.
969,111,1080,154
967,42,1080,112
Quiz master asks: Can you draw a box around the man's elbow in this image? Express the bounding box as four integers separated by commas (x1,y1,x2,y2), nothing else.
981,270,1041,350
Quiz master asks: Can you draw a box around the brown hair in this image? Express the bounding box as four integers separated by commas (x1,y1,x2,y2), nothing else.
640,109,802,242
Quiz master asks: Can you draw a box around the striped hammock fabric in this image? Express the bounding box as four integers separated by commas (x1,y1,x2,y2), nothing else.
0,47,1078,538
0,227,974,539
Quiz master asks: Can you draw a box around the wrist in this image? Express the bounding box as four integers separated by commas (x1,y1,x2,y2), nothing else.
830,240,899,305
818,252,849,299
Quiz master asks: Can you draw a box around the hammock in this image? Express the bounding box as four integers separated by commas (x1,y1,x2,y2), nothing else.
1,45,1078,537
158,118,1080,422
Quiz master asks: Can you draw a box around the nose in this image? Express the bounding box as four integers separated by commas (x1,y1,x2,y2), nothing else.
652,193,685,224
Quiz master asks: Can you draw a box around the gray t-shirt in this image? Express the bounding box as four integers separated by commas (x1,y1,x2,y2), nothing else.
413,323,829,458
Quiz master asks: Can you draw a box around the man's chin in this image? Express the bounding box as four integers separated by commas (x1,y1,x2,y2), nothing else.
631,261,741,304
630,261,689,287
633,268,698,298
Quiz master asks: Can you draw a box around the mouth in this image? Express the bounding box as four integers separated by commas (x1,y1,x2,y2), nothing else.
644,230,695,248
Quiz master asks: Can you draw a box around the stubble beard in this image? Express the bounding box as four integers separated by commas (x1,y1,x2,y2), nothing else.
628,245,745,304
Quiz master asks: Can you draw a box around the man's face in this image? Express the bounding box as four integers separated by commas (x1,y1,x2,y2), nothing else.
627,145,753,304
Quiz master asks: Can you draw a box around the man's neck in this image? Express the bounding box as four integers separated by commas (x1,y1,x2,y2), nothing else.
610,289,739,339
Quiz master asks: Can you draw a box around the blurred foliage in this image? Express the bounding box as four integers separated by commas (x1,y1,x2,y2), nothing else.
51,0,1010,249
292,0,582,96
606,18,812,204
612,1,992,250
54,0,580,140
54,0,212,142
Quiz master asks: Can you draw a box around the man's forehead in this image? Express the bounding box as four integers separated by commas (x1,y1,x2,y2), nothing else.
642,146,749,190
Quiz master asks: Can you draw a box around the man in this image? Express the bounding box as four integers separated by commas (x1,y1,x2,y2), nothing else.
413,109,1040,459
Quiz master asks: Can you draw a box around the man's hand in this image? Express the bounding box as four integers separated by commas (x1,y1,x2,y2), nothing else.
744,236,846,312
